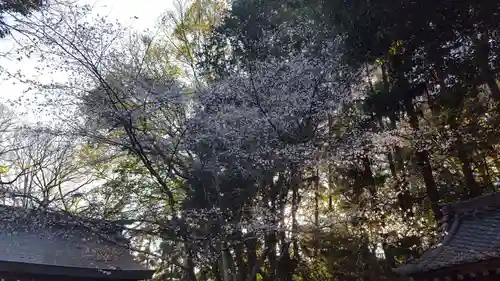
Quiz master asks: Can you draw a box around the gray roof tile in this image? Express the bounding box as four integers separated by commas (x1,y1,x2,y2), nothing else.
0,205,154,279
394,192,500,275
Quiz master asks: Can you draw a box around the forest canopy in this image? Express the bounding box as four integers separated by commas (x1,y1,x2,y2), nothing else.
0,0,500,280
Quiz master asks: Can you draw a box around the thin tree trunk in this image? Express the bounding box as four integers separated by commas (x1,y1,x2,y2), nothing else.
448,116,480,198
380,117,397,177
234,237,247,280
327,114,335,209
382,241,396,268
474,32,500,101
265,233,277,281
382,63,413,216
405,99,441,219
214,262,223,281
246,239,258,281
417,150,441,218
234,233,246,281
381,61,390,92
479,154,493,189
455,134,480,198
246,247,271,281
362,155,377,202
387,150,397,179
291,170,300,260
278,186,287,260
266,184,278,281
185,244,198,281
225,248,237,281
219,243,231,281
313,169,320,256
386,146,413,217
389,115,405,172
364,64,378,202
433,53,481,199
493,154,500,175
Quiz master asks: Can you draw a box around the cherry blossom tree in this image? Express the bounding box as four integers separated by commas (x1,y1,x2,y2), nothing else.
0,2,392,281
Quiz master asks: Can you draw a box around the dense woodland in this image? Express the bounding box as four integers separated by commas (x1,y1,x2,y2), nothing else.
0,0,500,280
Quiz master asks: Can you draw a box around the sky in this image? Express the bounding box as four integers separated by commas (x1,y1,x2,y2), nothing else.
78,0,174,30
0,0,176,122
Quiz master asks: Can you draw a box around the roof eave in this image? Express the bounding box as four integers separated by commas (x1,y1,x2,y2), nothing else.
0,260,155,280
392,264,420,275
392,215,463,276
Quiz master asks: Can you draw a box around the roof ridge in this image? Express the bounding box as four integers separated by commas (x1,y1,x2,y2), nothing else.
445,192,500,215
392,214,462,275
419,214,461,267
0,205,123,234
394,192,500,276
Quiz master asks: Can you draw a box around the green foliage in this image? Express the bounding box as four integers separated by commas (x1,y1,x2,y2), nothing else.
10,0,500,280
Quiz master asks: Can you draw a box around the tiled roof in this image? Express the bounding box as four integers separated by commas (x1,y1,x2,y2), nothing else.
0,205,154,280
393,192,500,275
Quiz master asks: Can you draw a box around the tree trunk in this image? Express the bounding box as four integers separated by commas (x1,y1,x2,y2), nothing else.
389,115,405,171
185,244,198,281
417,150,441,219
478,154,492,189
448,116,480,198
219,244,231,281
474,32,500,101
362,155,378,204
234,232,247,281
313,169,320,256
454,134,480,198
382,63,414,217
433,52,481,199
327,113,335,209
214,262,223,281
265,182,278,281
381,60,390,93
381,241,396,268
493,154,500,175
226,248,237,281
387,150,397,179
405,100,441,219
265,233,277,281
246,239,258,281
291,170,300,260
